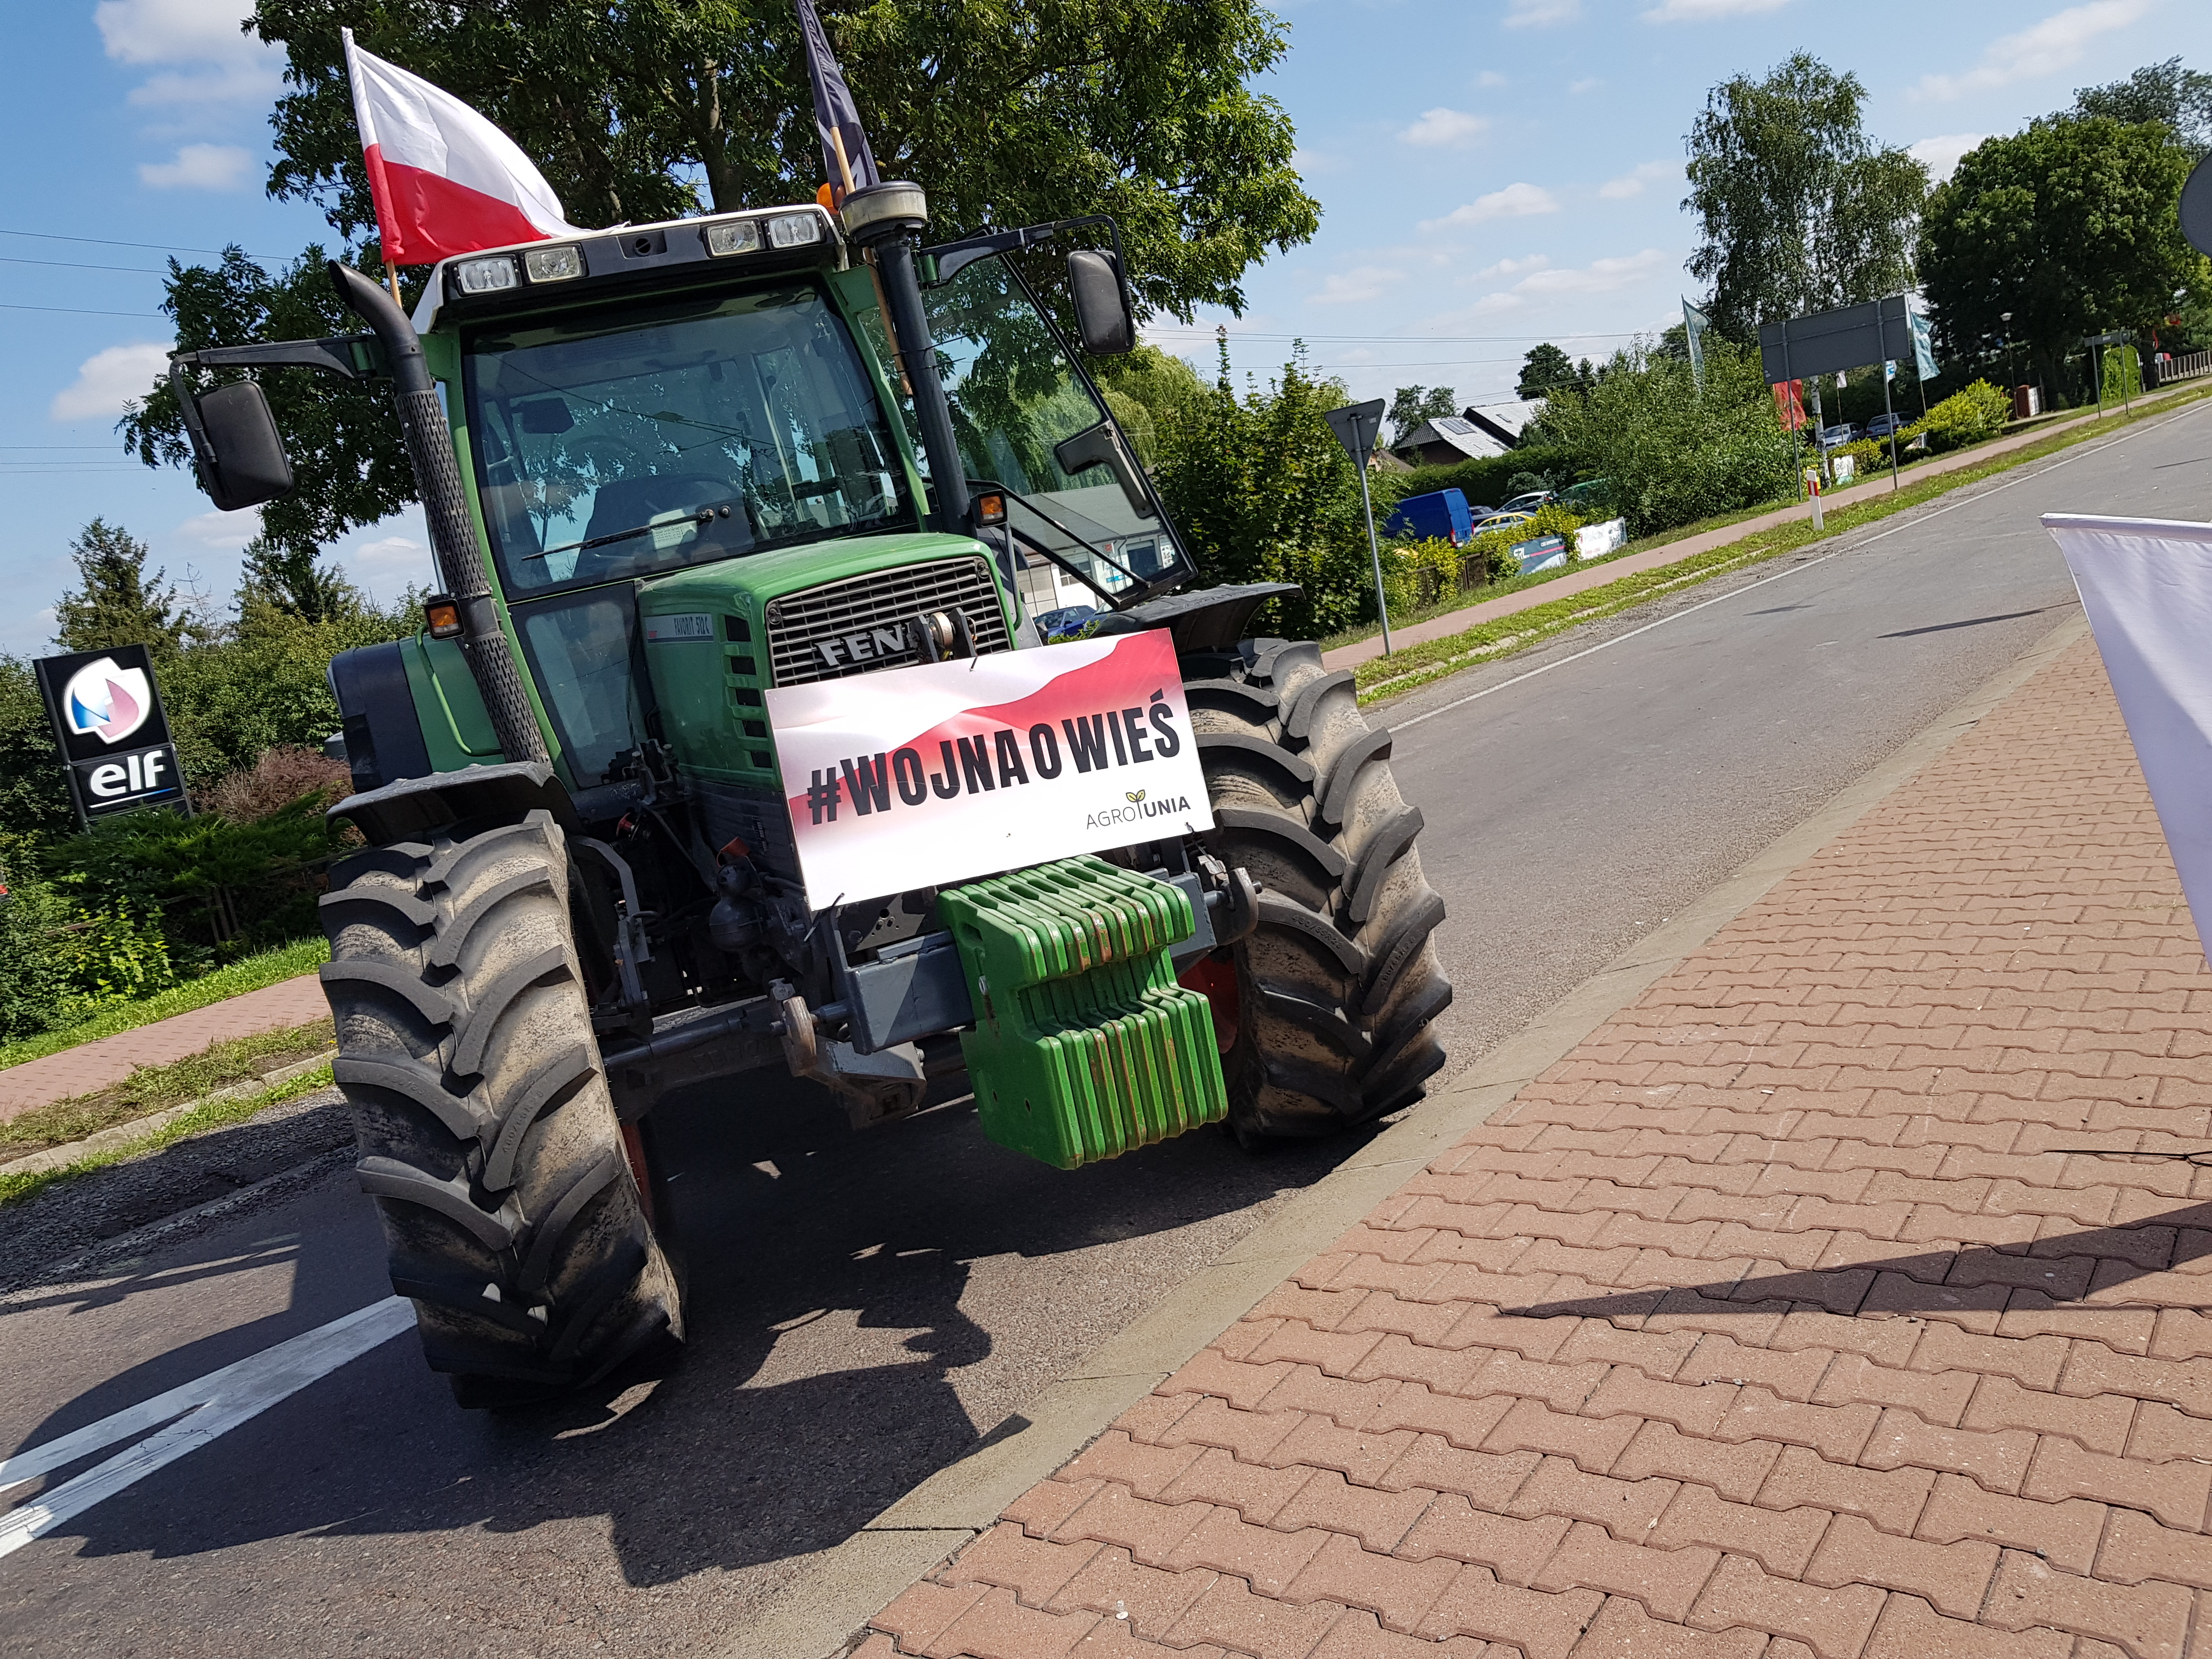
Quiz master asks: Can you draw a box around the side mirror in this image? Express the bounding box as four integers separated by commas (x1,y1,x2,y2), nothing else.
189,381,295,511
1068,249,1135,356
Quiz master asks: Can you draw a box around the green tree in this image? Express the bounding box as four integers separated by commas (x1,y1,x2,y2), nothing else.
1918,116,2202,392
2075,57,2212,156
1533,334,1796,536
1684,53,1928,338
1516,343,1582,400
1150,343,1375,638
251,0,1319,324
0,658,74,841
236,531,366,625
52,520,197,658
1386,385,1458,442
120,246,416,580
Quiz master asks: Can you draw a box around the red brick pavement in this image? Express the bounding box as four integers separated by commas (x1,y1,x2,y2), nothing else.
863,635,2212,1658
0,973,330,1124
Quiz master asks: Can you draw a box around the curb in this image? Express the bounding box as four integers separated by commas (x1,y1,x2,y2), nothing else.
0,1052,337,1180
721,614,2096,1659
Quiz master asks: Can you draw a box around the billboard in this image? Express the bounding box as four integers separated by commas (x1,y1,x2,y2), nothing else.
33,645,188,825
1759,294,1921,386
764,630,1214,907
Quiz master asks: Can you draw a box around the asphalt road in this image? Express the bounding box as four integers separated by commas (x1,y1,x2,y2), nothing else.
3,399,2207,1657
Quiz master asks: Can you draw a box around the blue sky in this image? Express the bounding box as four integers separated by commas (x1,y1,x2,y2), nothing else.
4,0,2208,657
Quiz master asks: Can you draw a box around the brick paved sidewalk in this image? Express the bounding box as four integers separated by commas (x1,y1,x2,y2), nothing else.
0,973,329,1124
860,634,2212,1659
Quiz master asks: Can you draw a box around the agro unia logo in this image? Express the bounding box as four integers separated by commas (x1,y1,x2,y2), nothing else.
63,657,153,747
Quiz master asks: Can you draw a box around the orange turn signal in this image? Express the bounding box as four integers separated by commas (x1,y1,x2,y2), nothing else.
973,492,1007,529
424,595,462,639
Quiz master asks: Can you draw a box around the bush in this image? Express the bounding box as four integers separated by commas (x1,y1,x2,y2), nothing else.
202,744,351,823
1906,379,2012,452
0,873,176,1041
1384,504,1587,614
1383,444,1582,514
1530,335,1798,537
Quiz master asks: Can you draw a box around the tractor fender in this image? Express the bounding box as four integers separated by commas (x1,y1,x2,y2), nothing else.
1091,582,1303,653
331,760,584,846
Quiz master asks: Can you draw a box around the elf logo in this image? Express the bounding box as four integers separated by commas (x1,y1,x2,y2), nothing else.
83,748,175,802
61,657,153,746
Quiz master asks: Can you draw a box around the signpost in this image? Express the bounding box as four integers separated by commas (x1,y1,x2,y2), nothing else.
1323,398,1393,655
32,645,188,827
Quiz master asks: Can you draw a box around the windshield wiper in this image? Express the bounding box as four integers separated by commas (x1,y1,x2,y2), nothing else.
522,503,741,562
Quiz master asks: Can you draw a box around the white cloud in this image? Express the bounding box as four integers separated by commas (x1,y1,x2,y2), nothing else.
1513,248,1669,297
1400,108,1489,149
1290,146,1346,176
138,142,252,190
1476,70,1509,88
1474,254,1551,280
49,343,171,422
1641,0,1788,18
1310,266,1407,306
1907,133,1987,182
1420,182,1561,230
1504,0,1581,24
95,0,282,103
1913,0,2149,99
177,507,262,549
1568,77,1602,95
1599,160,1679,199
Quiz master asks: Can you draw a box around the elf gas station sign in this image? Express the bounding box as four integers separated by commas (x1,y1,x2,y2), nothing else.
33,645,188,825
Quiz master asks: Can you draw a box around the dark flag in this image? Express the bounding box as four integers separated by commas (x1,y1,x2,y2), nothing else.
795,0,880,206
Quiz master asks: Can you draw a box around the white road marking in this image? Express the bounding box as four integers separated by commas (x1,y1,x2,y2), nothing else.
0,1296,411,1560
1395,400,2209,733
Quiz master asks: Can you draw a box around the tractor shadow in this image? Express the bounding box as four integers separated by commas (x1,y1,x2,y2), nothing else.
0,1067,1370,1598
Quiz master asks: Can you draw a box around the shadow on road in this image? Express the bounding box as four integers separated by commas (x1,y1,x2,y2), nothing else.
4,1067,1372,1592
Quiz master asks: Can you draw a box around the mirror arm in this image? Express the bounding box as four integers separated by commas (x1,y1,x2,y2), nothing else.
1053,423,1157,521
919,213,1127,291
167,335,381,478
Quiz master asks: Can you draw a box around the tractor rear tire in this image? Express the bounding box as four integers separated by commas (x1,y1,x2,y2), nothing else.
317,808,682,1406
1184,637,1451,1139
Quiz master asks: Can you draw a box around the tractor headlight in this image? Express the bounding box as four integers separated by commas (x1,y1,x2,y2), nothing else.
454,255,518,295
766,212,823,249
705,219,763,257
522,244,583,283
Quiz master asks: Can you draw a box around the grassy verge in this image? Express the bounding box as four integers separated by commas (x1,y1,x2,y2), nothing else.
0,1018,336,1159
0,935,330,1074
1352,380,2212,706
0,1056,336,1209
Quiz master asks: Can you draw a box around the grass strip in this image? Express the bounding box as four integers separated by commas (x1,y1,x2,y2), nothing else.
0,1058,336,1209
0,1018,335,1158
0,935,330,1074
1353,381,2212,706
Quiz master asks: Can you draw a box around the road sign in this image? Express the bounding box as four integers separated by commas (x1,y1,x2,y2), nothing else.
32,645,188,826
1323,400,1395,654
2183,152,2212,258
1759,295,1920,385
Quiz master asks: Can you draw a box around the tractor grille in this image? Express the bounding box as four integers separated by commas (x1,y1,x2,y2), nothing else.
764,556,1011,686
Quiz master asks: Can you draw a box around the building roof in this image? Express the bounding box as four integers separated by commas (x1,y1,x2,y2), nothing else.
1392,414,1511,463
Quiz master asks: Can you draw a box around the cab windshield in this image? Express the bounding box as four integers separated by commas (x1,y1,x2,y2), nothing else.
461,284,911,597
922,254,1189,617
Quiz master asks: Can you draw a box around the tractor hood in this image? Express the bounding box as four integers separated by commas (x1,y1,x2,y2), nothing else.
636,531,1019,789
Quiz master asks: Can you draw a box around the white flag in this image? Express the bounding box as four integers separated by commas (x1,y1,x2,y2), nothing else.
2044,513,2212,964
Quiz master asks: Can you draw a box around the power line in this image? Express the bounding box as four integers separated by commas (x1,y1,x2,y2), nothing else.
0,255,169,275
0,227,275,259
1149,327,1652,343
0,302,166,318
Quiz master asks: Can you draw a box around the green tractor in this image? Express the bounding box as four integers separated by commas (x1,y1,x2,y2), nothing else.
168,180,1450,1405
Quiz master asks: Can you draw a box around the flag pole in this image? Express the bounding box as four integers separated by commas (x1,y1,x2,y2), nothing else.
384,261,402,306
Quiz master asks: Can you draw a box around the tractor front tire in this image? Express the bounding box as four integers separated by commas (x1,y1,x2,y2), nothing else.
318,808,682,1406
1184,638,1451,1140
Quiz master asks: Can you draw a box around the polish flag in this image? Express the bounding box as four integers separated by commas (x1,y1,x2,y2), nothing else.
341,29,580,265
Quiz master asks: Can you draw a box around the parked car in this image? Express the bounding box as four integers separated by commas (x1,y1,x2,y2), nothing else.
1384,488,1475,546
1863,413,1908,440
1471,511,1535,536
1500,490,1554,515
1816,422,1859,449
1033,605,1099,641
1556,478,1613,515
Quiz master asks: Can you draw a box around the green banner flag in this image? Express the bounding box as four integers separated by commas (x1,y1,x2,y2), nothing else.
1910,309,1939,381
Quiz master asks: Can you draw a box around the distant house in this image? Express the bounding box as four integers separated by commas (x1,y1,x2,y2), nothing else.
1391,399,1547,466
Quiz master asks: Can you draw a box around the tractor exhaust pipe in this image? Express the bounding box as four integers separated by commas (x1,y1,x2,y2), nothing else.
328,262,546,765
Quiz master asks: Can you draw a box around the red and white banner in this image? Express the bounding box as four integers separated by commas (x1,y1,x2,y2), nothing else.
2044,514,2212,966
341,28,579,265
764,631,1215,907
